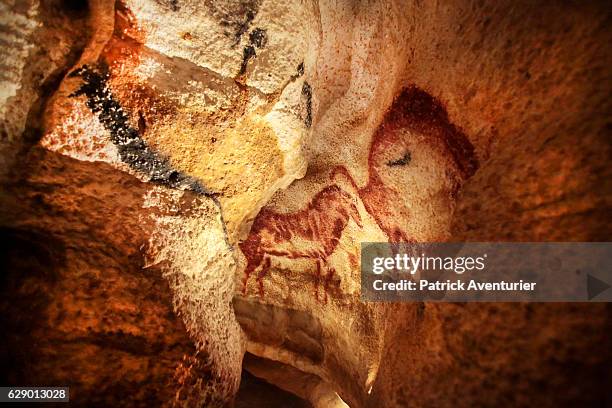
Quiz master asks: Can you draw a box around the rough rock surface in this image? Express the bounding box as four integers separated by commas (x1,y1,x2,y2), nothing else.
0,149,225,405
0,0,611,407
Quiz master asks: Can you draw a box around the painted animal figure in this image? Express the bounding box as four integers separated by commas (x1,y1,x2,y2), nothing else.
239,185,363,298
332,86,478,243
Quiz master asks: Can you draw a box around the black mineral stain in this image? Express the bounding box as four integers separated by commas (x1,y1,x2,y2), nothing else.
204,0,263,44
238,28,267,76
68,65,210,195
301,82,312,128
233,9,256,44
239,45,257,76
249,28,267,48
387,151,411,167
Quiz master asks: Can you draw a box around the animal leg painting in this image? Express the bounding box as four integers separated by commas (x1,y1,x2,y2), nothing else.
239,185,361,297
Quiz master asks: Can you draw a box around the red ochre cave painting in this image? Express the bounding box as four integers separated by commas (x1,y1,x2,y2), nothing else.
333,85,478,243
239,185,363,301
240,86,478,299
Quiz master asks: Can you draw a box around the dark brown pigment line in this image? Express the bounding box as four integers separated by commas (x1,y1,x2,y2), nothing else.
387,151,412,166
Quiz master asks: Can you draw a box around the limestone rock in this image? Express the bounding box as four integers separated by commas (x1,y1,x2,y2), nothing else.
0,0,610,407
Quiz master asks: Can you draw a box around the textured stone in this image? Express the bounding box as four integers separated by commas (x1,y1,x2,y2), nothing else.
0,0,610,407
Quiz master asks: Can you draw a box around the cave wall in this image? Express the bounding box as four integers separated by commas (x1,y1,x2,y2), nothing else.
0,0,610,407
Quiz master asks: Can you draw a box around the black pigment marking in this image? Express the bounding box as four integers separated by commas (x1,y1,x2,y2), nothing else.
233,9,256,44
249,28,267,48
285,62,305,85
238,28,268,76
301,82,312,128
387,151,412,167
239,45,256,76
68,65,210,195
203,0,263,45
